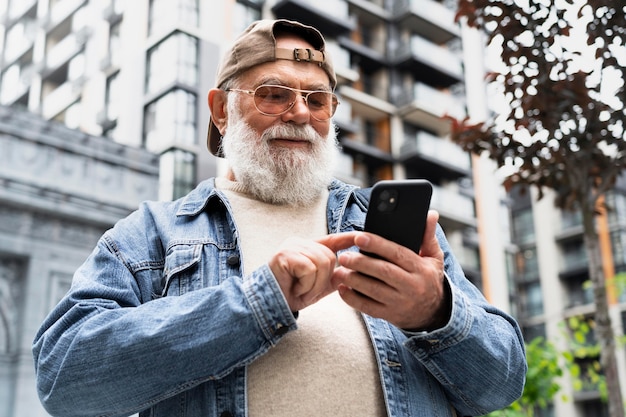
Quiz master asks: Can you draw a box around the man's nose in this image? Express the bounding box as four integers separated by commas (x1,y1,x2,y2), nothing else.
281,94,311,123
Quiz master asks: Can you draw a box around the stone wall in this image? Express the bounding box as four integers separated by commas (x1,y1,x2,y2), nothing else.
0,106,159,417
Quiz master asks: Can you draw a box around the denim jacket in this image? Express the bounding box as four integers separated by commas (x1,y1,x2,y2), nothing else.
33,178,526,417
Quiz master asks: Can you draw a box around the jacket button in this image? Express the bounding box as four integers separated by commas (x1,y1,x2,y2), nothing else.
274,323,289,336
227,255,240,266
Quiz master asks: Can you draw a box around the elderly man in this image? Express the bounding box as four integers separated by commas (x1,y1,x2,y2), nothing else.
33,19,526,417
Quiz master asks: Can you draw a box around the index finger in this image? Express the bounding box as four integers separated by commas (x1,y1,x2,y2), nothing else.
316,231,359,253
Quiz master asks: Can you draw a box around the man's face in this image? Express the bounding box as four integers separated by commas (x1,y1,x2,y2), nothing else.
220,34,340,206
223,34,333,147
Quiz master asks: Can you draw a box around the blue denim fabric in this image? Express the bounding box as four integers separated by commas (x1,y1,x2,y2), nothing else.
33,178,526,417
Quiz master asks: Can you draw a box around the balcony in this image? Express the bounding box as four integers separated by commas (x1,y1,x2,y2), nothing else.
334,152,365,186
397,82,466,136
41,77,85,119
6,0,37,22
346,0,392,22
340,137,393,168
338,85,395,122
393,0,461,43
333,95,359,134
43,0,88,32
271,0,356,37
43,29,89,76
390,35,463,88
3,14,38,65
325,40,360,84
0,62,36,106
338,34,389,74
430,184,476,229
399,130,471,179
559,247,589,280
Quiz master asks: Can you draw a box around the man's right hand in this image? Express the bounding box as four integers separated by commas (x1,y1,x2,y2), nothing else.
268,232,359,312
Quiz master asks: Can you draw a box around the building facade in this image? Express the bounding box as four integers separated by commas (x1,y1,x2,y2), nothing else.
0,105,159,417
2,0,622,416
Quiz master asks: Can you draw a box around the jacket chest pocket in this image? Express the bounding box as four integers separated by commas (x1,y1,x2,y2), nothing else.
162,243,205,296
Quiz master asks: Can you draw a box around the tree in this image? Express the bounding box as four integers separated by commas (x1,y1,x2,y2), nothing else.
451,0,626,415
486,337,562,417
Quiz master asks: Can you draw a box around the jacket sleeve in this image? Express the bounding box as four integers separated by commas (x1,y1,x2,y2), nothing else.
32,212,296,417
403,225,527,416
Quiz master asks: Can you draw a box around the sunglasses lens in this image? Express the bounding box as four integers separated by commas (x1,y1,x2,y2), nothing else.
252,85,338,120
254,86,295,115
308,92,337,121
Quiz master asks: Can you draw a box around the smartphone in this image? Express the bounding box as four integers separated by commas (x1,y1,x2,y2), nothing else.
363,179,433,255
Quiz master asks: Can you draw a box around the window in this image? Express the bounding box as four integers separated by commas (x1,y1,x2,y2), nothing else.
520,281,543,317
102,72,121,139
0,257,26,355
146,31,198,94
561,240,588,272
233,1,262,34
514,247,539,282
148,0,199,36
109,20,122,68
143,89,197,153
105,72,121,121
159,149,196,200
511,207,535,244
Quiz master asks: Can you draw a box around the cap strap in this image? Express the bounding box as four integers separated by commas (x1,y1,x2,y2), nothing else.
275,47,325,65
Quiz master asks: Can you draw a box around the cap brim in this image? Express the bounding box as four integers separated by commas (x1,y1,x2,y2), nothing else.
207,119,224,157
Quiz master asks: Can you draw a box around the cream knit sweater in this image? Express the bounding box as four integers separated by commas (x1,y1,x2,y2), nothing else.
217,178,386,417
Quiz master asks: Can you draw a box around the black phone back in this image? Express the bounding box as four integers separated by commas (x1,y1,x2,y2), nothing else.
363,179,433,254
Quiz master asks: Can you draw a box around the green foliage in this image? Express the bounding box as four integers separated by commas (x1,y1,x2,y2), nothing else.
485,337,561,417
561,316,606,400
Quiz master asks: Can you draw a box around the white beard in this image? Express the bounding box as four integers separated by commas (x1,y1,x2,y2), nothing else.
221,100,340,206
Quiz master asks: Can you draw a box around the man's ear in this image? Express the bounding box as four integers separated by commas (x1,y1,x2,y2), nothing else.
208,88,228,135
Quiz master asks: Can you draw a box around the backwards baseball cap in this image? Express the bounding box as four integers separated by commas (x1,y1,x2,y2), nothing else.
207,19,336,157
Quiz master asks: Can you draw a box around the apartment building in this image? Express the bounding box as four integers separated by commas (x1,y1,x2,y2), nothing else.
509,179,626,417
4,0,620,416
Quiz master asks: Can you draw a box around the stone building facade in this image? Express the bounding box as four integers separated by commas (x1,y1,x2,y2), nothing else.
0,105,159,417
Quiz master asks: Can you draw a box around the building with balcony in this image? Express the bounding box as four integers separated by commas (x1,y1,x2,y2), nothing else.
508,178,626,417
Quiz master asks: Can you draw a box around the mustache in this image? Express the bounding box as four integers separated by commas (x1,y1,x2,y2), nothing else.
260,123,322,143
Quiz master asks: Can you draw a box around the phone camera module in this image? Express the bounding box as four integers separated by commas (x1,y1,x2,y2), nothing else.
377,189,398,212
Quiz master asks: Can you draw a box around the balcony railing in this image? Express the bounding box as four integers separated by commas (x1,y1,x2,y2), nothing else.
430,184,475,226
403,130,471,171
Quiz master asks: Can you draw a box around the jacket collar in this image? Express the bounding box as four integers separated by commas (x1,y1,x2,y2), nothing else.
175,177,361,218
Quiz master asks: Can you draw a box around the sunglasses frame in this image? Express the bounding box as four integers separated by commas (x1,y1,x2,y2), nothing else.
225,84,339,121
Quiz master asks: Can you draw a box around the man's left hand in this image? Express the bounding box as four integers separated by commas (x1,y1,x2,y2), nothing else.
332,211,450,331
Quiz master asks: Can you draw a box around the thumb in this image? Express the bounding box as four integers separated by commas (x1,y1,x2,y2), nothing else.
419,211,441,258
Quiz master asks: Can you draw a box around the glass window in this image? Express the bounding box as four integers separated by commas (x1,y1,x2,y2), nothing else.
511,207,535,244
159,149,196,200
514,247,539,282
520,281,543,317
146,31,198,94
143,89,197,153
233,1,262,35
105,72,121,121
109,20,122,68
148,0,199,36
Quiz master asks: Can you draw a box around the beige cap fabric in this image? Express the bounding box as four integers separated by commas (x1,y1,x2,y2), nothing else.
207,19,336,157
